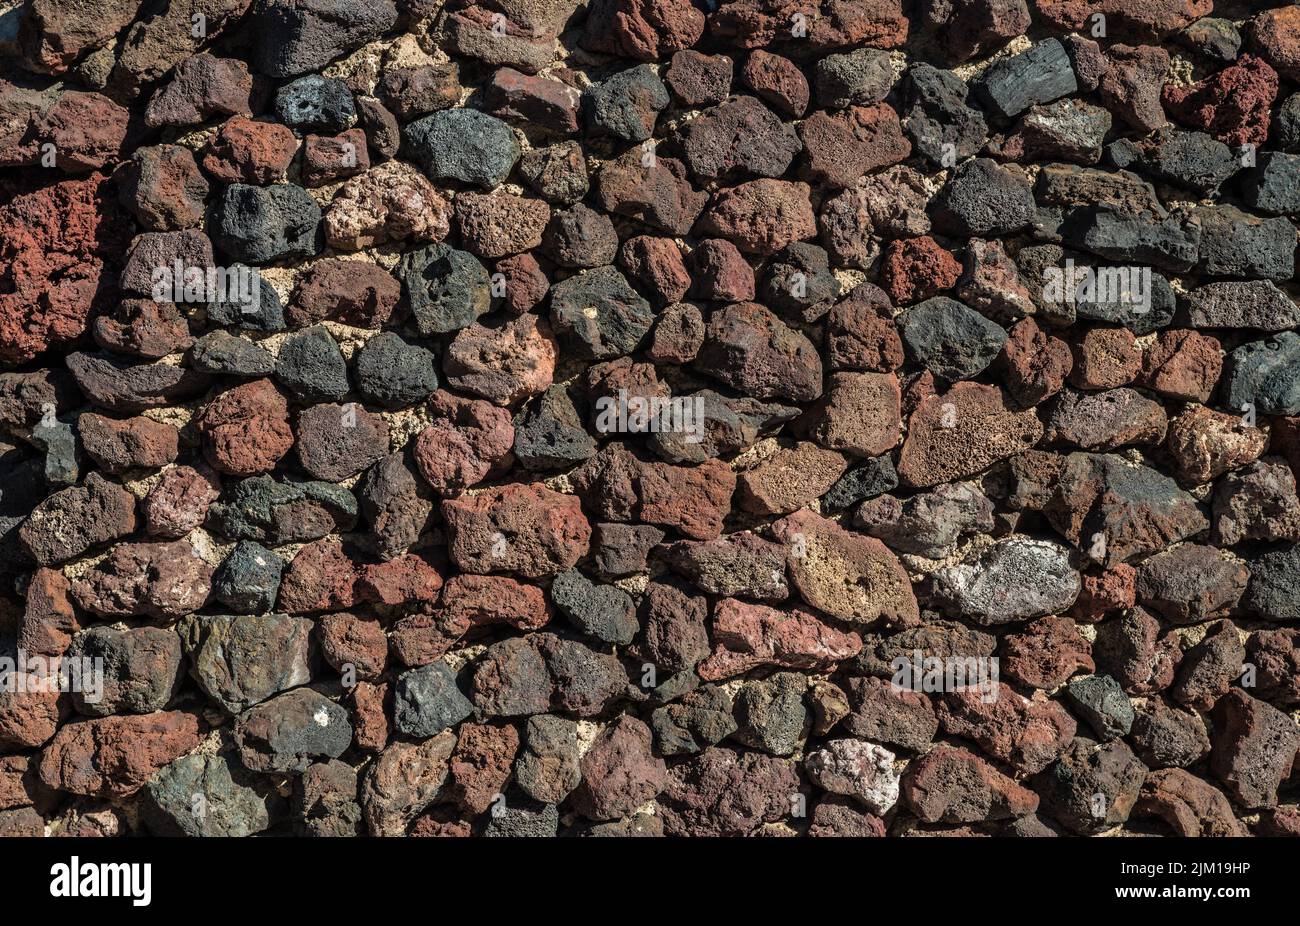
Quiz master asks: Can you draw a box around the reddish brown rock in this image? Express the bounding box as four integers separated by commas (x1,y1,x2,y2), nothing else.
771,508,919,627
903,744,1039,824
290,259,400,329
38,712,203,798
1166,405,1267,485
880,236,961,305
442,483,590,578
414,391,515,493
443,315,558,407
144,54,253,128
1069,327,1141,390
93,299,193,360
810,796,887,836
487,67,582,133
0,173,126,365
1034,0,1211,42
740,50,809,117
694,179,816,256
619,235,691,305
697,596,861,681
1002,616,1095,690
362,732,455,836
827,283,904,373
195,378,294,477
1068,564,1136,622
18,472,137,566
454,191,552,260
1136,544,1248,625
841,676,938,752
688,238,754,303
295,403,390,482
448,722,520,815
957,238,1037,321
648,302,705,364
1249,5,1300,81
898,383,1044,487
72,539,213,619
1098,43,1170,133
317,612,388,681
18,567,81,658
736,442,847,515
77,413,178,474
1093,606,1181,696
351,681,390,754
1209,689,1300,809
116,145,209,231
797,371,901,457
658,746,800,836
302,129,371,187
571,715,667,821
799,104,911,190
0,679,62,750
1162,54,1279,149
707,0,910,52
695,301,823,402
201,116,299,185
493,253,550,316
1139,329,1221,402
278,539,360,614
595,149,708,236
1136,767,1245,837
665,50,733,107
1171,619,1245,712
638,458,735,540
1000,318,1072,408
357,554,444,607
582,0,706,62
1248,629,1300,706
939,685,1077,776
142,465,221,538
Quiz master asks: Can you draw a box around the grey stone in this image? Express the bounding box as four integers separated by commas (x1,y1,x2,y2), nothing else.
549,266,654,360
584,65,668,143
899,296,1008,381
396,243,492,336
179,613,315,714
191,331,275,377
931,158,1035,237
354,332,438,408
1244,544,1300,622
211,540,285,613
931,537,1080,624
234,687,352,774
976,38,1078,119
1064,674,1133,740
403,108,520,189
815,48,893,109
1222,332,1300,417
550,569,638,645
394,662,474,738
273,74,356,133
1194,204,1295,280
513,384,597,471
144,751,276,837
1183,280,1300,331
730,672,808,757
274,326,350,403
209,184,321,265
254,0,397,78
1240,151,1300,216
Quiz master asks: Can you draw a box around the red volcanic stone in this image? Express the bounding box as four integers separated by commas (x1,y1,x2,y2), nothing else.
454,191,552,260
351,681,390,754
302,129,370,187
1166,406,1267,485
1069,327,1141,390
903,744,1040,824
414,391,515,493
1138,329,1221,403
442,483,590,578
583,0,706,61
1209,688,1300,810
827,283,904,373
619,235,691,305
201,116,299,184
771,507,919,627
1001,317,1072,408
1249,5,1300,81
443,315,558,407
1093,606,1180,696
448,722,520,815
707,0,909,52
278,539,360,614
1036,0,1210,42
689,238,754,302
799,104,911,190
665,50,733,107
28,91,129,172
93,299,193,360
697,597,862,682
0,173,127,364
0,680,62,750
636,580,710,673
493,253,549,316
77,412,178,474
18,472,137,566
144,54,253,128
1162,55,1279,149
1001,616,1095,689
737,441,846,515
898,383,1044,487
638,458,735,540
295,403,390,482
116,144,209,231
487,67,582,133
325,161,452,251
879,236,961,305
957,239,1037,321
658,746,800,836
72,539,213,619
840,677,938,752
810,796,887,837
38,712,203,797
695,179,816,256
392,574,550,665
740,50,809,117
1097,43,1170,133
1136,767,1244,837
572,715,667,820
1068,564,1136,621
318,612,388,681
648,302,705,364
695,301,823,402
291,259,400,329
596,149,708,236
18,567,81,659
797,371,901,457
357,554,444,607
939,684,1077,776
195,379,294,476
